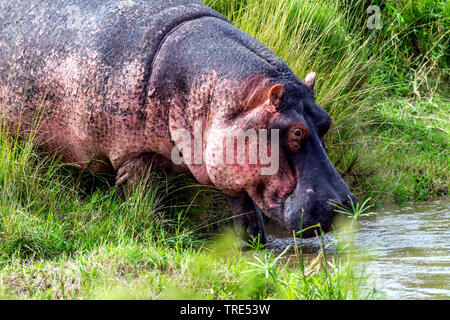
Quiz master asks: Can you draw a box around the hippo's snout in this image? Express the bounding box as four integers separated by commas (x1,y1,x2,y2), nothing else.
284,187,358,237
276,127,357,237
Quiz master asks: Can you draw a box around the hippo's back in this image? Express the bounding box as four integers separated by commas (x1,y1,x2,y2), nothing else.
0,0,227,169
1,0,224,66
0,0,227,91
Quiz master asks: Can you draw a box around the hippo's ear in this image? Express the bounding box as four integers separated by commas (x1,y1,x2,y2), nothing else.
304,72,316,91
269,84,284,111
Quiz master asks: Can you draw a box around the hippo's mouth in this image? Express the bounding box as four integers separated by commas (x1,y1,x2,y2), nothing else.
250,197,324,239
249,188,351,239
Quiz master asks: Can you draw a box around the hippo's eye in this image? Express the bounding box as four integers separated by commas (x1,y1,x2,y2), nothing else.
288,127,307,152
289,128,306,140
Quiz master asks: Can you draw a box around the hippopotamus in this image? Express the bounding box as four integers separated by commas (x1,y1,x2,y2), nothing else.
0,0,357,243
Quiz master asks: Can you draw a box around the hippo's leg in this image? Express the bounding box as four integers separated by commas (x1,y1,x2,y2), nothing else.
227,195,267,245
115,153,153,195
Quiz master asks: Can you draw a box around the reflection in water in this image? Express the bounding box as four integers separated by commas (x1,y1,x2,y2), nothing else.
265,198,450,300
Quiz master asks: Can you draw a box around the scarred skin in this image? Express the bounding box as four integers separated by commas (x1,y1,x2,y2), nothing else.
0,0,357,243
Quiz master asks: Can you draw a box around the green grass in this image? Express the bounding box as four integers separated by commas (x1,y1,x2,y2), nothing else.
373,0,449,96
328,96,449,204
0,241,371,300
357,97,448,203
0,127,372,299
0,110,376,299
0,0,448,300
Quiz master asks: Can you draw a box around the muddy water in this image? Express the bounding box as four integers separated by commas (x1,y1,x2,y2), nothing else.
265,198,450,300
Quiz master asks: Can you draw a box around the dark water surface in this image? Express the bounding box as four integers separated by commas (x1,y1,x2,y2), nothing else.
265,198,450,300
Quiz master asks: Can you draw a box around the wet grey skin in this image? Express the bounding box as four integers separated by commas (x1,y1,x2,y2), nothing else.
0,0,357,244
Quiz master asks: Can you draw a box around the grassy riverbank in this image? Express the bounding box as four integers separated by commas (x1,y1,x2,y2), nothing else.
0,128,370,299
0,0,448,299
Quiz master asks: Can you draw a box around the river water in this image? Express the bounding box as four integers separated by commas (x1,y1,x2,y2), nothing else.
266,198,450,300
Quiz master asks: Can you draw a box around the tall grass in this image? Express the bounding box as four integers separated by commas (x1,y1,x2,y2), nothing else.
377,0,449,96
206,0,381,125
0,123,372,299
0,121,198,260
335,0,449,96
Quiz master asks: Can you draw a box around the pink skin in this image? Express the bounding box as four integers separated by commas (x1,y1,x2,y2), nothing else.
0,0,309,224
1,52,175,173
205,132,297,218
1,43,306,225
198,81,299,222
1,64,300,220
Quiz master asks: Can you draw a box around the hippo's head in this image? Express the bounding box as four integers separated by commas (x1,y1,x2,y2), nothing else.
182,72,356,237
